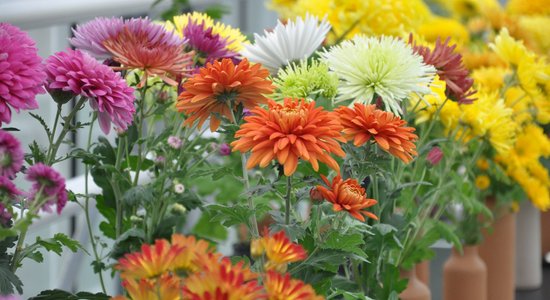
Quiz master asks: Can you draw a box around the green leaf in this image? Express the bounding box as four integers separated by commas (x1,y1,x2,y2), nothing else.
435,221,462,252
29,112,52,139
53,233,87,254
29,289,110,300
122,155,154,171
193,212,228,240
321,231,368,259
122,185,154,207
206,203,269,228
0,264,23,294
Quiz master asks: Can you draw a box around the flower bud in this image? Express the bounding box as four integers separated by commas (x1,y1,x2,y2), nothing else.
426,146,443,166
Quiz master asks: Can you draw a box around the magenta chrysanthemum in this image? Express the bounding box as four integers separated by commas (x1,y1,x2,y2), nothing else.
70,17,125,59
409,35,476,104
183,19,238,65
45,49,136,134
26,163,67,214
0,130,23,178
0,23,46,125
0,176,22,201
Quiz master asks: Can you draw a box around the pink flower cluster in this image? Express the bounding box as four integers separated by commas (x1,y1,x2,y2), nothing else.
26,163,67,214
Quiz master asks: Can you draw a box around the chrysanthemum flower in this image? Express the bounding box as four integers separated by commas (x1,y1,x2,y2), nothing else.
171,234,215,274
241,14,331,73
103,18,191,86
0,176,22,201
316,174,378,222
272,59,338,100
70,17,125,59
409,35,476,104
170,12,248,52
0,202,12,227
116,239,183,279
336,104,418,163
507,0,550,15
114,273,182,300
176,58,273,132
321,35,435,115
490,28,531,67
0,130,23,179
264,271,324,300
26,163,67,214
252,229,307,272
182,254,264,300
231,98,346,176
0,23,45,125
45,49,136,134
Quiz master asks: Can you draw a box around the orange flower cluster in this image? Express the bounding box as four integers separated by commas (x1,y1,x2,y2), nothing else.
177,58,274,132
251,229,308,272
112,233,322,300
231,98,346,176
316,174,378,222
336,103,418,163
265,271,324,300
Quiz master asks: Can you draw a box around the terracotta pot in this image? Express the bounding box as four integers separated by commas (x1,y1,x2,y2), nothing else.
443,246,487,300
400,265,431,300
542,210,550,254
478,201,516,300
416,260,430,287
516,201,542,290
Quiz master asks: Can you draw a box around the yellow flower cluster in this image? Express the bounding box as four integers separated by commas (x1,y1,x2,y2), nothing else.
496,125,550,211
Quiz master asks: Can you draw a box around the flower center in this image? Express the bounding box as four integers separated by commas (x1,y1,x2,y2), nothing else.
0,148,12,168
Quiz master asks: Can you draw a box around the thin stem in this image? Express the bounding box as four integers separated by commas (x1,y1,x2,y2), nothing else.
46,104,63,160
82,115,107,293
10,230,27,272
113,138,126,238
47,97,87,164
133,84,148,186
285,175,292,225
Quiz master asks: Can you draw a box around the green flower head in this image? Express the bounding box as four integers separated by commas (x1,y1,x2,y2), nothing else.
272,59,338,100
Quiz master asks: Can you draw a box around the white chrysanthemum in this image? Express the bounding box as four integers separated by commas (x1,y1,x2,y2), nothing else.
241,14,331,73
321,35,436,115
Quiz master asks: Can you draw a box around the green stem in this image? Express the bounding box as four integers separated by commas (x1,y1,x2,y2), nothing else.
113,138,126,238
133,84,148,186
285,175,292,225
46,104,63,160
47,97,87,165
83,115,107,293
10,230,27,272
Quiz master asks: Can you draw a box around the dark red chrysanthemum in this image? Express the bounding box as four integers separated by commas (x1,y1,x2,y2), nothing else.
409,35,476,104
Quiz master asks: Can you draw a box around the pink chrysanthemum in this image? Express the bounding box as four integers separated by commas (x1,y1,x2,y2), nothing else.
409,35,476,104
26,163,67,214
70,17,125,59
0,176,22,201
45,49,136,134
0,23,46,125
183,19,238,66
0,130,23,178
103,18,192,86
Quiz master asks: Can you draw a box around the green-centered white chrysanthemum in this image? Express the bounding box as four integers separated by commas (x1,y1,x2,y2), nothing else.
321,35,436,115
272,59,338,100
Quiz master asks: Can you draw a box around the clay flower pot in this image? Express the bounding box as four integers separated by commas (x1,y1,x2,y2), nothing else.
478,198,516,300
416,260,430,287
443,245,487,300
400,265,431,300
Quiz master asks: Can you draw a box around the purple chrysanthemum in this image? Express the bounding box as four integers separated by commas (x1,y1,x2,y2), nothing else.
0,23,46,125
26,163,67,214
45,49,136,134
219,143,231,156
0,176,22,200
0,130,23,178
70,17,125,59
183,19,238,65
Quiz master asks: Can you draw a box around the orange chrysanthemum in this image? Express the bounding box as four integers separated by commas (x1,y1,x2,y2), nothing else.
182,254,264,300
316,174,378,222
176,58,274,132
116,239,183,279
231,98,346,176
264,271,324,300
113,273,182,300
171,234,215,274
103,19,192,86
336,103,418,163
252,229,307,272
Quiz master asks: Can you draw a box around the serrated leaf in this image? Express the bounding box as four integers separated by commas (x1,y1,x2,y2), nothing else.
54,233,87,254
0,264,23,294
29,112,52,138
29,289,110,300
206,203,269,228
321,232,367,258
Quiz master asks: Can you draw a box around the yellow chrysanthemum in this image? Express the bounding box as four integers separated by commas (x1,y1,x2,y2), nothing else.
507,0,550,15
433,0,502,19
533,95,550,124
490,28,532,67
475,175,491,190
462,49,506,70
517,16,550,55
417,17,470,46
286,0,432,42
471,67,509,92
268,0,299,19
503,87,533,125
169,12,248,51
